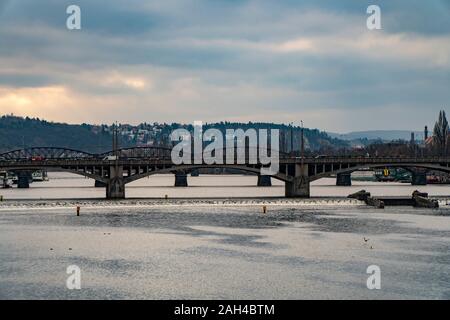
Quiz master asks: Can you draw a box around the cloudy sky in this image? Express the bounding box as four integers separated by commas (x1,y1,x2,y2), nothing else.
0,0,449,132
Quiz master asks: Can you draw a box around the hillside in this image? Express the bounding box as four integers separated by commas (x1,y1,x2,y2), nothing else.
0,115,348,154
0,116,116,153
328,130,424,141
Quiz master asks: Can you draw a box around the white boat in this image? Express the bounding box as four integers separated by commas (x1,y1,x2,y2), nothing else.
32,171,45,182
0,171,13,189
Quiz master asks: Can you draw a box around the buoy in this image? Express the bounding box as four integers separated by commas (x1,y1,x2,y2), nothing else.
76,206,80,216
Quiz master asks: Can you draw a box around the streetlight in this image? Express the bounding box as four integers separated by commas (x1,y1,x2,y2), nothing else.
300,120,304,168
289,122,294,155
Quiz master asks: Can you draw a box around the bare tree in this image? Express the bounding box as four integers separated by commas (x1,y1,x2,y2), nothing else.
433,110,449,156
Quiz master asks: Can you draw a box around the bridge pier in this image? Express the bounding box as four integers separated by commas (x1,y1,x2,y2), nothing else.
285,176,310,198
411,171,427,185
106,166,125,199
17,171,32,188
174,172,188,187
285,164,310,198
190,169,200,177
95,180,106,188
106,178,125,199
257,175,272,187
336,173,352,186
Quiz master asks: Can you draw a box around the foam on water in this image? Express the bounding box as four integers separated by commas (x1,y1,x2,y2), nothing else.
0,197,368,211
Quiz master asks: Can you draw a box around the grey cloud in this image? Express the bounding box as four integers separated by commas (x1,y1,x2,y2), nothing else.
0,0,449,132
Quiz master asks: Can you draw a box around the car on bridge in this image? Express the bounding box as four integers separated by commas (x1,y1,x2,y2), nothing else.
31,156,45,161
103,155,118,161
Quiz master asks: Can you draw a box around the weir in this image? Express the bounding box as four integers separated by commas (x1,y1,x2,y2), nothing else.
348,190,438,208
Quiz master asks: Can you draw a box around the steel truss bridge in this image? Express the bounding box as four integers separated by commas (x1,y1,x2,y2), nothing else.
1,147,450,198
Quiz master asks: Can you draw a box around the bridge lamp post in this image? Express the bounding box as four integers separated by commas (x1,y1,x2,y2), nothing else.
289,122,294,156
300,120,304,168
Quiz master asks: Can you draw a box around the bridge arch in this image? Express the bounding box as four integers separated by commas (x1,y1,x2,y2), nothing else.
2,166,108,183
123,164,291,184
309,163,450,181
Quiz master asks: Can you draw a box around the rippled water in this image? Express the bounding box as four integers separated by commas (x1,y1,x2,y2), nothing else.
0,173,449,299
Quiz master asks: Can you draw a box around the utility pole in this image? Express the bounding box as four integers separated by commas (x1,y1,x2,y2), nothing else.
112,121,119,170
114,121,119,156
111,123,115,153
115,121,119,158
301,120,304,168
290,122,293,155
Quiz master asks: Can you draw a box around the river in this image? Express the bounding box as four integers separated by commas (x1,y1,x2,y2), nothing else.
0,173,449,299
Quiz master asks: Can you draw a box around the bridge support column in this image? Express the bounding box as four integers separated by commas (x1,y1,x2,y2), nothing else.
411,171,427,186
336,173,352,186
106,178,125,199
257,175,272,187
95,180,106,188
106,166,125,199
174,172,188,187
190,169,200,177
284,164,310,198
17,171,31,188
285,164,310,198
285,176,310,198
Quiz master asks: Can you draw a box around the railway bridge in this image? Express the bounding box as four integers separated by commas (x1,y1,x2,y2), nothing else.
1,147,450,199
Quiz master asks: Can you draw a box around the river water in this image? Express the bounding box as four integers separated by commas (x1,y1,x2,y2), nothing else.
0,173,449,299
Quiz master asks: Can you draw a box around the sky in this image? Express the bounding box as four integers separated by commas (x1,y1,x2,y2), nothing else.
0,0,449,133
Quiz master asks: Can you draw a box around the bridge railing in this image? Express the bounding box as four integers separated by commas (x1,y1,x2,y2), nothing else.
98,146,286,161
0,147,95,161
1,146,450,164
